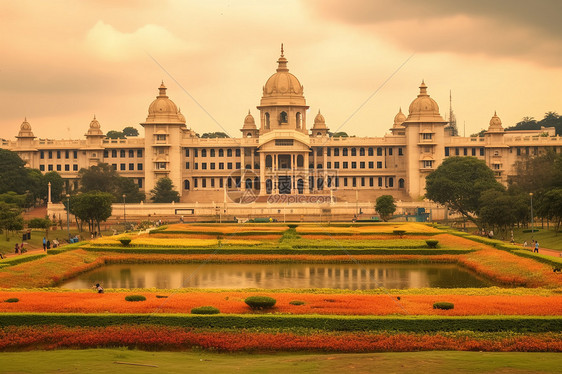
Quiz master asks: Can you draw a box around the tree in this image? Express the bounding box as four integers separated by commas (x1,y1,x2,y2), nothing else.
41,171,64,203
117,178,145,203
375,195,396,222
26,168,44,206
106,130,125,139
122,127,139,137
0,192,27,207
537,188,562,231
78,163,120,195
0,202,24,240
150,177,180,203
201,132,229,138
330,132,349,138
0,149,30,195
28,217,53,239
478,189,527,238
70,191,113,234
425,157,503,225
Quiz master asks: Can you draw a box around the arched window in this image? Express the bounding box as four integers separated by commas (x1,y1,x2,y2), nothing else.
245,178,252,189
343,148,348,156
360,148,365,156
266,179,272,194
297,155,304,168
210,149,215,157
201,149,207,157
368,148,374,156
388,177,394,188
218,149,224,157
254,163,259,170
351,148,357,156
265,113,270,129
317,177,324,190
184,179,190,190
245,164,252,169
399,178,405,188
377,147,383,156
296,112,302,128
227,149,232,157
227,177,233,188
247,132,252,137
280,111,288,123
317,132,322,137
265,155,272,168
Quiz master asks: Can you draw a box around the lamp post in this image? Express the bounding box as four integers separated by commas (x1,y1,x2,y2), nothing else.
530,193,534,240
66,194,70,242
122,194,127,229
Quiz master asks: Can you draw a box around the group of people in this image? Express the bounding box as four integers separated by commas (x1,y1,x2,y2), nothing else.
42,237,60,251
523,240,540,253
14,243,27,254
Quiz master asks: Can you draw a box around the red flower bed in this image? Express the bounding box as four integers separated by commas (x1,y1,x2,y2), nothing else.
1,325,560,352
2,291,561,316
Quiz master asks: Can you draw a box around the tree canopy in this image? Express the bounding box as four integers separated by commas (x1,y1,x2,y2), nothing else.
106,126,140,139
0,149,30,195
425,157,503,224
200,132,230,138
150,177,180,203
0,201,23,239
68,191,113,233
122,127,139,137
375,195,396,222
78,163,144,203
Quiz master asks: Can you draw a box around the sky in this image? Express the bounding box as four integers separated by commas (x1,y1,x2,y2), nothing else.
1,0,561,140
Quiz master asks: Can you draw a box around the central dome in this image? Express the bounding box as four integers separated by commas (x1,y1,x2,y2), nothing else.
260,46,306,106
145,82,185,124
406,81,446,123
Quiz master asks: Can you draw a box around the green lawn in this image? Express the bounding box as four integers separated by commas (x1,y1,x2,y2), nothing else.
512,227,562,250
0,349,560,373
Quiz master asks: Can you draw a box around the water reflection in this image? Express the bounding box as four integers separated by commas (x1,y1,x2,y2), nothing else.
61,263,491,290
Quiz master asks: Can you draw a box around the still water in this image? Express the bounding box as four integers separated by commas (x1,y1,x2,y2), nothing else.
61,263,491,290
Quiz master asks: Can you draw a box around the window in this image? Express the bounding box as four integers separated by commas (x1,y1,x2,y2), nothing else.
445,147,449,157
378,177,382,187
119,150,124,158
422,160,433,168
377,148,383,156
388,178,394,188
472,148,476,156
194,163,198,170
227,149,232,157
235,149,241,157
360,148,365,156
369,161,374,169
185,162,190,169
57,151,61,159
48,151,53,159
56,165,61,171
455,148,460,156
129,150,134,158
334,148,340,156
398,148,403,156
120,163,126,171
388,148,393,156
280,111,288,123
342,148,348,156
265,113,270,128
220,178,223,188
360,161,365,169
399,178,405,188
138,179,143,188
480,148,485,156
194,178,198,188
236,162,241,169
361,177,365,187
40,151,44,159
184,180,190,190
103,150,109,158
73,165,78,171
48,165,53,171
317,148,323,156
219,149,224,157
463,148,468,156
317,164,322,169
343,162,348,169
202,163,207,170
351,162,357,169
369,177,374,187
343,178,348,187
185,148,190,157
275,139,295,146
40,165,45,171
210,149,215,157
137,164,143,171
156,134,166,141
65,164,69,171
377,161,382,169
352,177,357,187
194,149,198,157
327,148,331,156
351,148,357,156
368,148,374,156
334,162,340,169
422,133,433,140
227,162,232,169
112,150,117,157
327,162,331,169
202,179,206,188
137,150,143,158
219,162,224,170
210,163,215,170
65,150,69,159
129,163,134,170
156,162,166,170
516,147,521,156
201,149,207,157
211,178,215,188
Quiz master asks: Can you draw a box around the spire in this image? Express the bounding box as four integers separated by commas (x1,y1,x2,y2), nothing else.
447,90,458,136
281,43,284,57
276,45,289,72
419,80,428,96
158,81,168,97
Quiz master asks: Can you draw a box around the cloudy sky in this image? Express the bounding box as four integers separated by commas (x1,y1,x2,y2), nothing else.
1,0,561,140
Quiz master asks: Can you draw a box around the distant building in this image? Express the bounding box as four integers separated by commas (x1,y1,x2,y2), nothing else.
2,48,561,203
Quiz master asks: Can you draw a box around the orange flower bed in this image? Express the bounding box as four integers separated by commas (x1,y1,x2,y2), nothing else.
1,325,561,352
2,291,561,316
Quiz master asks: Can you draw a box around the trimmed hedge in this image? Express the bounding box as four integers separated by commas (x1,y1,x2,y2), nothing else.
433,302,454,310
4,298,19,303
425,240,439,248
119,238,132,246
289,300,306,306
125,295,146,302
191,306,220,315
245,296,276,309
0,254,46,267
0,313,560,333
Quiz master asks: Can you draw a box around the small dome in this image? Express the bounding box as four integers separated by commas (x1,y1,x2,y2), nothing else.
145,82,184,123
488,111,504,132
312,110,327,129
242,110,256,129
260,46,306,106
16,117,35,138
406,81,446,123
86,115,104,137
393,108,406,127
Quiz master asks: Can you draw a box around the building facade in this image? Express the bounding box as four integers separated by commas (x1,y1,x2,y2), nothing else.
2,49,561,204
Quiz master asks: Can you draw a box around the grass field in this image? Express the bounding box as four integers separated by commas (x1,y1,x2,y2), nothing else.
0,349,561,373
511,227,562,250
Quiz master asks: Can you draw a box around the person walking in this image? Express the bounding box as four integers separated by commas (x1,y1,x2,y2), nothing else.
14,243,19,255
534,241,539,253
42,237,47,251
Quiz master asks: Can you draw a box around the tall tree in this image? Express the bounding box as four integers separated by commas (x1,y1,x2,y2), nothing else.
0,202,24,239
117,178,145,203
78,163,120,195
150,177,180,203
537,188,562,231
478,189,527,238
375,195,396,222
425,157,503,225
70,191,113,234
122,127,139,137
0,149,30,195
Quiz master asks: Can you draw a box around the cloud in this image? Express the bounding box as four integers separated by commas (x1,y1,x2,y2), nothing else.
305,0,562,66
85,20,192,61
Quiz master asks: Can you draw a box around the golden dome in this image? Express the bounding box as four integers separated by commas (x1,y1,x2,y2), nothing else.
145,82,185,123
260,46,306,106
16,117,35,138
393,107,406,127
86,115,104,137
487,111,504,132
242,110,256,129
313,110,327,129
406,81,446,123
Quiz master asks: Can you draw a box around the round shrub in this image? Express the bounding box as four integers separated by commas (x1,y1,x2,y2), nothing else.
425,240,439,248
191,306,220,315
119,237,132,246
245,296,276,310
289,300,306,306
4,298,19,303
125,295,146,302
433,302,454,310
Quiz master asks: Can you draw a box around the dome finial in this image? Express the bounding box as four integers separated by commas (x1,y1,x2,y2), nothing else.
281,43,284,57
419,80,428,96
276,45,289,72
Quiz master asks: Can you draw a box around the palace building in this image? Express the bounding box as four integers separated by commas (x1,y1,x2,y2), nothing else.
2,48,561,204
